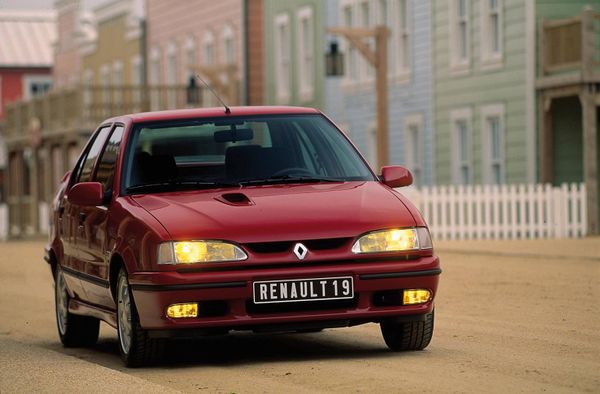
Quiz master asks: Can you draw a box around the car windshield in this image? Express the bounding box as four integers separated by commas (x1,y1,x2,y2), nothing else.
122,114,375,194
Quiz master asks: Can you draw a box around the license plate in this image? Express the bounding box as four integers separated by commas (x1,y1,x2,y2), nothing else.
253,276,354,304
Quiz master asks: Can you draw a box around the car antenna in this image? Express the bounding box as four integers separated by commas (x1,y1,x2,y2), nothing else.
195,73,231,114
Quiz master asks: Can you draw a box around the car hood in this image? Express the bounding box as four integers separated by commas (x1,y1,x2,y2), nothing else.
132,181,416,243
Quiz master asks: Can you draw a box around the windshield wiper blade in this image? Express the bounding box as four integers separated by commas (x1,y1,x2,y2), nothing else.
126,180,239,193
238,176,345,186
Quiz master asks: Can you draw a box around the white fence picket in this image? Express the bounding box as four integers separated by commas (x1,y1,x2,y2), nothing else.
0,204,6,241
401,182,586,240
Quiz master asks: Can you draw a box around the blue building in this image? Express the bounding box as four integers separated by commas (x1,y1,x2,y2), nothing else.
324,0,434,186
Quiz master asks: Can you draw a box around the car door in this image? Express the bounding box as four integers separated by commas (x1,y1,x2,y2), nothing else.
78,124,125,308
61,125,112,301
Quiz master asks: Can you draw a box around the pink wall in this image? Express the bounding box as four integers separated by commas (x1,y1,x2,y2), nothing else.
146,0,244,85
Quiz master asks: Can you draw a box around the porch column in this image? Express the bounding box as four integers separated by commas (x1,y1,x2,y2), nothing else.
539,93,553,183
580,87,598,235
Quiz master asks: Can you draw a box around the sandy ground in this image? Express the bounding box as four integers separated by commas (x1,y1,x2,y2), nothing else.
0,238,598,393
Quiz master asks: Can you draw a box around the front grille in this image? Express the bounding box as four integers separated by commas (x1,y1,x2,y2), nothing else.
244,237,351,254
246,297,358,315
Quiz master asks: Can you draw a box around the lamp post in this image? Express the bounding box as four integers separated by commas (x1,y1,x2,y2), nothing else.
326,26,390,170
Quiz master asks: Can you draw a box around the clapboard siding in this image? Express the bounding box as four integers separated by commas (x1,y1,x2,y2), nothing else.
263,0,325,109
324,0,435,186
433,0,530,185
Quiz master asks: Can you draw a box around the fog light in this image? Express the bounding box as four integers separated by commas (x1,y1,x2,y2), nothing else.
403,289,431,305
167,303,198,318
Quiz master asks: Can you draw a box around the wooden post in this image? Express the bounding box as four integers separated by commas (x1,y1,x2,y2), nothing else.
327,26,391,170
375,26,389,170
539,93,553,183
580,87,598,235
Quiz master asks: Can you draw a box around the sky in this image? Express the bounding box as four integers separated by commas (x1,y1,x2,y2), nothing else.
0,0,55,9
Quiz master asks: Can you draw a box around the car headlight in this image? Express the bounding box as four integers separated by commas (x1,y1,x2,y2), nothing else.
351,227,432,254
158,241,247,264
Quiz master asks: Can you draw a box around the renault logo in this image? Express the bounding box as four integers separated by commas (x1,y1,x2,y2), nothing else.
293,243,308,260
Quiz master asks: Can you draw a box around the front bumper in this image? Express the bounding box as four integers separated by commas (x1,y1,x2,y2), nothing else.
130,256,441,332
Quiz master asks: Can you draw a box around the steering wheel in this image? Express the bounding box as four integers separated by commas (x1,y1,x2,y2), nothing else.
271,167,315,177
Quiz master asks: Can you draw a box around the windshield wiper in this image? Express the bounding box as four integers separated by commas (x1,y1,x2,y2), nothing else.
126,180,239,193
238,175,345,186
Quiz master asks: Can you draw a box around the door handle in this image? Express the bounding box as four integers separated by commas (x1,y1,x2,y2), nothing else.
79,212,86,224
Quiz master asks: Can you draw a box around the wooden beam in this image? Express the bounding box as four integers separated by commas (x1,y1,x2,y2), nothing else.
539,92,553,184
580,87,598,234
328,26,390,169
374,26,389,170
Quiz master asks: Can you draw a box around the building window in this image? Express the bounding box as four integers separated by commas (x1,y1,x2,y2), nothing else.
395,0,411,80
404,114,423,187
480,0,503,68
451,108,472,185
366,122,378,169
274,13,291,104
450,0,470,74
222,25,235,65
185,35,197,78
297,6,314,101
131,55,142,110
100,65,110,115
22,75,52,100
481,104,505,184
81,70,93,116
359,1,373,80
341,2,358,84
166,42,178,108
203,31,215,66
150,47,161,110
112,61,123,107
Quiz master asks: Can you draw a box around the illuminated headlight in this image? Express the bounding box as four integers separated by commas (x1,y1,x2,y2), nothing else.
158,241,247,264
351,227,433,254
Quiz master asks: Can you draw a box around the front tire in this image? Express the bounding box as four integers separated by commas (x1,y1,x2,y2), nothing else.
117,268,164,367
380,309,434,351
55,268,100,347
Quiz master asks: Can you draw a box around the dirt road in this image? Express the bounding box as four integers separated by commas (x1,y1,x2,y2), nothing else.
1,239,599,393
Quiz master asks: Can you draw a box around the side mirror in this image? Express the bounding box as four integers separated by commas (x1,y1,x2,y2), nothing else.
380,166,413,188
68,182,104,206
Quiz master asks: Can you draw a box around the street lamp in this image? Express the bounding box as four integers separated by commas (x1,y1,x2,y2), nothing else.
326,26,390,170
325,41,344,77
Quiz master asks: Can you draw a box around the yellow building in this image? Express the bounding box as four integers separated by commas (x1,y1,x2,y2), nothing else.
2,0,145,238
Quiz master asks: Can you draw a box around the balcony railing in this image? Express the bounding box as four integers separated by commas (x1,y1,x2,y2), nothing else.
539,9,599,78
3,84,211,140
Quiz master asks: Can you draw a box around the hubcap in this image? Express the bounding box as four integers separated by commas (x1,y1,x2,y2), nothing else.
55,271,68,335
117,274,133,354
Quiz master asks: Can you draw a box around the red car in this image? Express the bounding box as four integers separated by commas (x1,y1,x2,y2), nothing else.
45,106,440,367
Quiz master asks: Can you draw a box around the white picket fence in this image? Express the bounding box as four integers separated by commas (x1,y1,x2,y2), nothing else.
0,184,588,241
401,183,587,240
0,204,6,241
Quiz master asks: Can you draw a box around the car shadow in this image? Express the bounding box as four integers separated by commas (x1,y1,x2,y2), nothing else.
39,325,399,370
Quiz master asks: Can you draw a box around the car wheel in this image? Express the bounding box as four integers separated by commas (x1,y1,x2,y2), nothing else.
116,268,164,367
55,267,100,347
380,309,434,351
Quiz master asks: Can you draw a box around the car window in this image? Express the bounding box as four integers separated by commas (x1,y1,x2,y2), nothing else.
94,125,125,192
124,114,374,192
75,126,111,184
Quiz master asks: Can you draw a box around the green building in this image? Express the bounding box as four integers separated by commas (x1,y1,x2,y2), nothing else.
433,0,599,233
263,0,325,109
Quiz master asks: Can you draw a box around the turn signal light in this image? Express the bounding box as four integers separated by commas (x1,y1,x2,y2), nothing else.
167,303,198,318
403,289,431,305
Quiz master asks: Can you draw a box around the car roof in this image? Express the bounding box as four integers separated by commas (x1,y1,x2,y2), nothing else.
104,106,321,124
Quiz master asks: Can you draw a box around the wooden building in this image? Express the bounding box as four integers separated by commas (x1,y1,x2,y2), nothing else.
537,5,600,234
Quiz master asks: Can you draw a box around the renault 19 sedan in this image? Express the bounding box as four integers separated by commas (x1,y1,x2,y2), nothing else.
45,106,441,367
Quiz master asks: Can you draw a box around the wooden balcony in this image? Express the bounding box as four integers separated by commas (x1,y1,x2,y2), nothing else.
2,85,204,145
537,8,600,90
